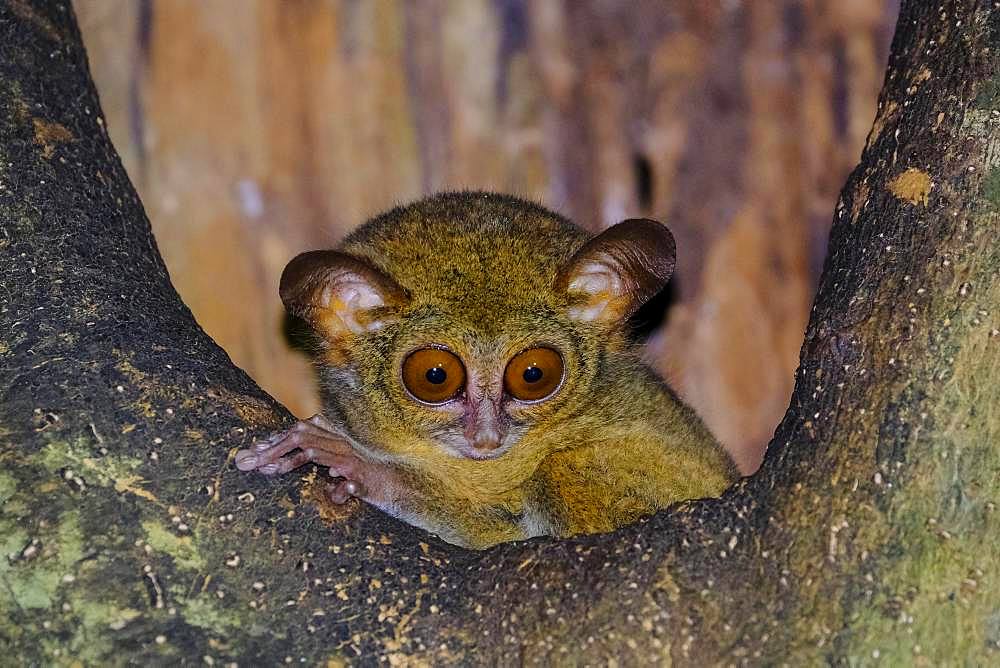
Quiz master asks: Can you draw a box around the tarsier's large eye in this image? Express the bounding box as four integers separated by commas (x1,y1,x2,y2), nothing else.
504,347,564,402
401,348,466,404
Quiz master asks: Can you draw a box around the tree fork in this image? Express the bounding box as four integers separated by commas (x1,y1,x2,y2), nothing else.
1,0,997,664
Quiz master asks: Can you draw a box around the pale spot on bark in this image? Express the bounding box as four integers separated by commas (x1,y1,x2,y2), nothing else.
888,168,932,206
32,118,74,159
866,101,899,149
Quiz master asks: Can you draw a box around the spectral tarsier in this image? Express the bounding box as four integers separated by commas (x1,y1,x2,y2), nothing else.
236,192,737,549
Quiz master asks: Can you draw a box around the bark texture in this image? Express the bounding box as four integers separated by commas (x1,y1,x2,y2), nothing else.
1,0,998,665
74,0,898,473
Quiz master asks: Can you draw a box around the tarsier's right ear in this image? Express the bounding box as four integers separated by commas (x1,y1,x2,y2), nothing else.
279,250,411,339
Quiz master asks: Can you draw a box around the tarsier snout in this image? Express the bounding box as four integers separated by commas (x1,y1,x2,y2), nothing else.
469,425,502,451
464,397,506,453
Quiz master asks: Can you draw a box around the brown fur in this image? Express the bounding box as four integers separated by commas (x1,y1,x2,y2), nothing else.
286,191,737,549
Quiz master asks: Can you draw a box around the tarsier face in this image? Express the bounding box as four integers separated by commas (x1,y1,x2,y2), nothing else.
332,299,590,461
279,193,676,462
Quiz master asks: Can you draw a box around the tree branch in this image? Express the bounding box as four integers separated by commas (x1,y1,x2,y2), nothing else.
1,0,997,663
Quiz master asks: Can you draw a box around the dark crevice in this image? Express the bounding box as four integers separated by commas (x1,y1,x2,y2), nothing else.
633,152,654,211
494,0,528,106
831,35,849,139
628,278,679,342
128,0,153,182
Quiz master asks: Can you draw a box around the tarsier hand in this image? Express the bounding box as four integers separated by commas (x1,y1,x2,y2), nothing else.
235,415,387,505
236,415,529,549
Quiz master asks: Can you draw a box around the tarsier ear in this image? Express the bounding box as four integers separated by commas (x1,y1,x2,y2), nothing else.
279,250,410,338
555,219,676,324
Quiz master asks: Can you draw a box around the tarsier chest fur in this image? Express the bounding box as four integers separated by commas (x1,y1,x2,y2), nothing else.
236,191,737,549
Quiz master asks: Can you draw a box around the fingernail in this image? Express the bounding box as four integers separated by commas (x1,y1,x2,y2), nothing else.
234,452,257,470
344,481,366,497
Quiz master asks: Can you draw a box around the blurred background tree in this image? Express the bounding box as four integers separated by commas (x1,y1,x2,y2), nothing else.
76,0,897,473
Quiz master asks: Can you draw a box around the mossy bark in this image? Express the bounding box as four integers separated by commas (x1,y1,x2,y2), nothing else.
1,0,997,664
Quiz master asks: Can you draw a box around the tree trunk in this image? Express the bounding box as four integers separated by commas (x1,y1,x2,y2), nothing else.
1,0,997,664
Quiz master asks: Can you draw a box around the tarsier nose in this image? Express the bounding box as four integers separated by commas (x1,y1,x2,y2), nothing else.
464,398,505,452
471,427,502,451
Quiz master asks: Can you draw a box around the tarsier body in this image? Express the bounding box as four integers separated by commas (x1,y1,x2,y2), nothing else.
236,192,736,549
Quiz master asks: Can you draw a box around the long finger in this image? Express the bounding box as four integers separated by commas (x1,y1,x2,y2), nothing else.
235,431,303,471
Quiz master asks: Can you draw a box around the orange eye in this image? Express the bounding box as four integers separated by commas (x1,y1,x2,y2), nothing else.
401,348,466,404
504,347,563,402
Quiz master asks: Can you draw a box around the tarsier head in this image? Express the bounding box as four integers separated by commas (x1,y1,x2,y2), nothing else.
280,193,675,462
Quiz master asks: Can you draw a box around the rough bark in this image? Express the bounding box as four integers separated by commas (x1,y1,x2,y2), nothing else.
1,0,997,665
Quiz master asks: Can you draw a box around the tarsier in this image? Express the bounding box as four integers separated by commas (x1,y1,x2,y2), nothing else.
236,192,737,549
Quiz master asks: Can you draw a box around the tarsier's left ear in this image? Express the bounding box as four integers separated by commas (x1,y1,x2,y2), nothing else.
279,250,411,339
555,218,676,324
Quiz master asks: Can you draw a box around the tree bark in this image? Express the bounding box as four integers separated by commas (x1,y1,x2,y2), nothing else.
1,0,997,665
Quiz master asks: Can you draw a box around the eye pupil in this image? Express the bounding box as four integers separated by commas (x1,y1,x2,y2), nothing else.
425,367,447,384
522,366,543,383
